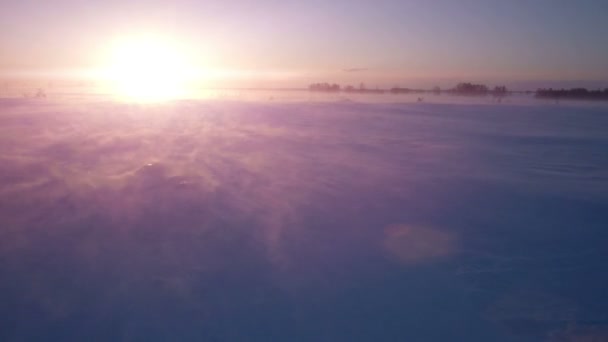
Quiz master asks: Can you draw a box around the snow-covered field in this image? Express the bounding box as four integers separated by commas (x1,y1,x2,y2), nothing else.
1,93,607,341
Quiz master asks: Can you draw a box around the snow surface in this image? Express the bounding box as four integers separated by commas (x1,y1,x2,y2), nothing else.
1,93,607,341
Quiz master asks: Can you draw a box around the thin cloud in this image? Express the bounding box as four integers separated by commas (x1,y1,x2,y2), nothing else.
343,68,369,73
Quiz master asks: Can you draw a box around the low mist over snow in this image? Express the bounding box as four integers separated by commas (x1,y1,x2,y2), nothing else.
1,96,607,341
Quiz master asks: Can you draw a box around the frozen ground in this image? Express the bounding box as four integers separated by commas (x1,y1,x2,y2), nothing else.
0,93,607,341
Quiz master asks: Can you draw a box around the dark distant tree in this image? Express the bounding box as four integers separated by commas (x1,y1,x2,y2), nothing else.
309,82,341,92
453,82,489,94
493,86,507,93
535,87,608,100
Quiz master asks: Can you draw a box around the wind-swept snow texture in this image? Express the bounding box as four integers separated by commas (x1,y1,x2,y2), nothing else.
1,96,607,341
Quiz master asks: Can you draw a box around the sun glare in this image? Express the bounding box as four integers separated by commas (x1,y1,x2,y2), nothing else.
103,36,195,101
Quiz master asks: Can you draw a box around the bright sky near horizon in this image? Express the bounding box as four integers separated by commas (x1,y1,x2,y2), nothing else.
1,0,607,88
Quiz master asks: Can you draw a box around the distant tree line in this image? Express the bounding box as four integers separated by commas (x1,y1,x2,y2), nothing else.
309,83,340,92
450,82,489,94
493,86,508,95
447,83,509,96
344,83,384,94
389,87,426,94
343,83,384,93
535,88,608,100
309,82,389,93
21,88,47,99
308,82,510,96
306,82,608,101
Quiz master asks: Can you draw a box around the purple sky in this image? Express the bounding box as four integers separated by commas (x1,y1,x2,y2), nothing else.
1,0,607,88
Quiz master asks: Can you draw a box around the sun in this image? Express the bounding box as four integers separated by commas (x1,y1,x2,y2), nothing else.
103,36,194,101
